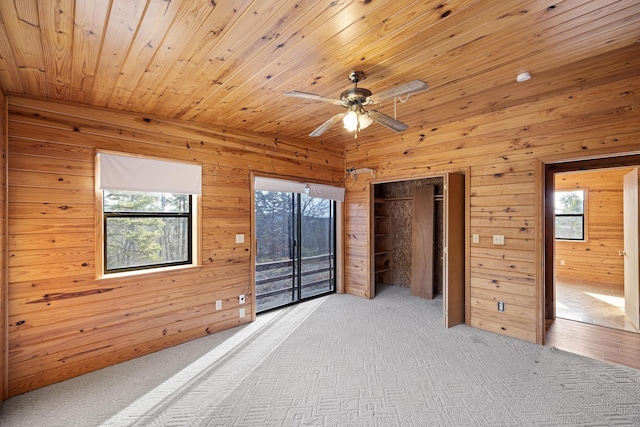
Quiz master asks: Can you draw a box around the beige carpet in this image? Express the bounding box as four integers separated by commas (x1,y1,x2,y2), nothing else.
1,285,640,426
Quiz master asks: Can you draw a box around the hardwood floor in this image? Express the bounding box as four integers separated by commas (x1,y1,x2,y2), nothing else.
556,278,637,333
545,318,640,370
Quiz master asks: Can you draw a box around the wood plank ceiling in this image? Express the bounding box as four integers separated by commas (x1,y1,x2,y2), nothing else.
0,0,638,146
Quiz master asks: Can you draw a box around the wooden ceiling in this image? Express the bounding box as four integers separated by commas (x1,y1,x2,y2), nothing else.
0,0,639,146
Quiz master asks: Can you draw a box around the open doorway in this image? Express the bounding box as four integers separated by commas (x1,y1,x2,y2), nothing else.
545,155,640,335
553,168,638,332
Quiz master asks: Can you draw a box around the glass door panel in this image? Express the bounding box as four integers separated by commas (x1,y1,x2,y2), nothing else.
255,189,336,313
255,191,296,312
300,194,335,299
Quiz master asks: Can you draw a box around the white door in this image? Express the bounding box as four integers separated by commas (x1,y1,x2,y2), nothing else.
623,168,640,331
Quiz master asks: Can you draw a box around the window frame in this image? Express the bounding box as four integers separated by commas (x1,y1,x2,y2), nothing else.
96,152,202,278
554,189,587,241
251,174,344,315
102,193,194,274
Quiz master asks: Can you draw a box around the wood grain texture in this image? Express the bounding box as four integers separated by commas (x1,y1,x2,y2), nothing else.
6,97,344,396
1,84,8,401
0,0,639,399
411,186,435,299
373,199,391,287
623,168,640,330
345,71,640,345
555,169,631,285
0,1,637,145
445,173,465,327
546,318,640,371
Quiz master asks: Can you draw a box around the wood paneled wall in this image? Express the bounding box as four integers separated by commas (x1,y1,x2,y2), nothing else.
6,97,344,396
555,169,630,285
344,72,640,344
1,86,7,401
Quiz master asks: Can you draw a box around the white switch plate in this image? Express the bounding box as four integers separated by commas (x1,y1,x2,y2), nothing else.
235,234,245,244
493,235,505,245
560,259,565,265
239,294,245,304
215,300,222,310
239,308,245,318
472,234,479,243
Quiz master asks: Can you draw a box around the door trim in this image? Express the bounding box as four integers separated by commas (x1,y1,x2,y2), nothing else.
369,170,468,326
543,155,640,337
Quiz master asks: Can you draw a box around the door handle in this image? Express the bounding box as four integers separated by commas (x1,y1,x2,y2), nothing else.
619,250,626,256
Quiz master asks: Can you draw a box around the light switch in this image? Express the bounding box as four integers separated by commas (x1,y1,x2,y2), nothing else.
215,300,222,310
239,308,246,318
235,234,245,244
472,234,479,243
493,235,505,245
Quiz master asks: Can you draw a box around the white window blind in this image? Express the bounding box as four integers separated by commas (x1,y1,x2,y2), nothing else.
98,153,202,194
308,183,345,202
254,177,344,202
254,177,307,194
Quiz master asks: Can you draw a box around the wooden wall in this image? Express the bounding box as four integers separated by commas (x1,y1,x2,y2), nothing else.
6,97,344,396
555,169,630,285
1,85,7,401
344,73,640,344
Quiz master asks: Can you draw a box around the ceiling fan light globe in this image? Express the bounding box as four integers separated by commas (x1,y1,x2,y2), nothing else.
359,113,373,130
343,111,359,131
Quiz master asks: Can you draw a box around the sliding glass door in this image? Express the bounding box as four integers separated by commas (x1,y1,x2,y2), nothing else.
255,188,336,313
300,196,336,300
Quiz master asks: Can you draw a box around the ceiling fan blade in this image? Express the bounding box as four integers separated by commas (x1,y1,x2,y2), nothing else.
285,91,343,105
368,80,429,103
309,112,347,137
368,110,409,132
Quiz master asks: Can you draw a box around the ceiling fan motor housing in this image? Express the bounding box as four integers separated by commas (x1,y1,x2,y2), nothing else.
340,87,372,105
285,71,427,136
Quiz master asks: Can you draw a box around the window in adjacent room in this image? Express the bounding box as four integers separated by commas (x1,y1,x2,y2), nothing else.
554,189,586,241
97,153,202,275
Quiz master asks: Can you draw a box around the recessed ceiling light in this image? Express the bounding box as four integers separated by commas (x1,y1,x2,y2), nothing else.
516,72,532,82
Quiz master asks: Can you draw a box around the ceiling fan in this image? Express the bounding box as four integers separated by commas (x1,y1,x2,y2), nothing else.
285,71,429,137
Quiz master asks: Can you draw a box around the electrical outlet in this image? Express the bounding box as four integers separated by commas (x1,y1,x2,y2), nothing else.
472,234,479,243
239,308,245,318
493,235,505,245
215,300,222,310
498,302,505,312
239,294,245,304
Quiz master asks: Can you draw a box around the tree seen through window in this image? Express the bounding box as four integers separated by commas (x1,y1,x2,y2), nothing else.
104,191,192,272
554,189,585,240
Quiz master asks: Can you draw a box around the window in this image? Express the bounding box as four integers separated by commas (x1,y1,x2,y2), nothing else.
555,189,586,240
103,191,192,273
97,153,202,275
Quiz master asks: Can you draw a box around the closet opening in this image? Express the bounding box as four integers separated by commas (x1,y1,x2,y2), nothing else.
373,177,444,298
371,172,466,327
